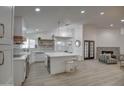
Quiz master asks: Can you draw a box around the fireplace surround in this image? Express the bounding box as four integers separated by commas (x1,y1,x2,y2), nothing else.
96,47,120,60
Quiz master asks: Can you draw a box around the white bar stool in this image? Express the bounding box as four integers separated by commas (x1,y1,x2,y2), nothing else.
65,58,78,72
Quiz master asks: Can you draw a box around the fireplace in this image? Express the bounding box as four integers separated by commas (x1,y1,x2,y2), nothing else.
96,47,120,60
102,51,113,55
101,51,117,59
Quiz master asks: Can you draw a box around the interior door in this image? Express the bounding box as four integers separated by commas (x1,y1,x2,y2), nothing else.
84,40,95,60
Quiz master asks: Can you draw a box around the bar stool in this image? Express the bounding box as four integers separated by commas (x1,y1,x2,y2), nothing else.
65,58,78,72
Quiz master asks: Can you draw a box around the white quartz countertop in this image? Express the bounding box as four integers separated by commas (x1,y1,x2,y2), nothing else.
32,51,44,53
13,55,27,61
45,52,79,57
13,52,30,61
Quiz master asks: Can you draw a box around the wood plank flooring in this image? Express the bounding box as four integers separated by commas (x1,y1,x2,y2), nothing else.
23,60,124,86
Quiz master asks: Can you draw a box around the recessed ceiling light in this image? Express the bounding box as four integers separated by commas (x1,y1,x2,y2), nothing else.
35,29,39,31
100,12,104,15
121,19,124,22
81,10,85,14
35,8,40,12
110,24,114,27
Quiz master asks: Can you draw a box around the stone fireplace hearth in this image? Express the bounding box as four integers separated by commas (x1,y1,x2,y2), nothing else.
96,47,120,60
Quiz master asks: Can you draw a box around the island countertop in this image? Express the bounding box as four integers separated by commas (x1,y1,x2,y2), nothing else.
45,52,79,57
45,52,79,74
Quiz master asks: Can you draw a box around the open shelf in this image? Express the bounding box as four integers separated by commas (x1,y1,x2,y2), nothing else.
38,39,54,48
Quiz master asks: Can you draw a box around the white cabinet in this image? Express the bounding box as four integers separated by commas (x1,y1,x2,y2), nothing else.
13,58,26,86
0,45,12,84
49,56,78,74
0,7,13,44
0,6,13,85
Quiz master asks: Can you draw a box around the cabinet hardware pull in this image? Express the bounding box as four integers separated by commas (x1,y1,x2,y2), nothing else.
0,51,4,65
0,24,5,38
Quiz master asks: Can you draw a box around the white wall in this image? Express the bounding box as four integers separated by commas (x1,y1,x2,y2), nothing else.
83,25,97,58
96,28,124,54
73,24,84,61
96,28,120,47
84,24,97,41
84,24,124,58
119,28,124,54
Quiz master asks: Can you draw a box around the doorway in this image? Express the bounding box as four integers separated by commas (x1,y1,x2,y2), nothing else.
84,40,95,60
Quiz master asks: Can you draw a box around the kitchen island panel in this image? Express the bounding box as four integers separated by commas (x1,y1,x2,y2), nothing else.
48,56,78,75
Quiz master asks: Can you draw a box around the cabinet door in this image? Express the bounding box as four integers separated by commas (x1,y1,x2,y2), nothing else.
0,45,12,84
0,7,13,44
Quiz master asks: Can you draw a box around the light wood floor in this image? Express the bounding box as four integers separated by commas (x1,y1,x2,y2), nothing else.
23,60,124,86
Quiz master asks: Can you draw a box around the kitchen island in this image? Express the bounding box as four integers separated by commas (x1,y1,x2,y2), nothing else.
45,52,79,75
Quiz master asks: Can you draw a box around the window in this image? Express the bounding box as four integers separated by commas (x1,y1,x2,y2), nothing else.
29,39,35,48
21,39,29,48
21,39,35,48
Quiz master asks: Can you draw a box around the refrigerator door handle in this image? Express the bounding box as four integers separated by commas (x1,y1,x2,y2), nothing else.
0,51,4,65
0,23,5,38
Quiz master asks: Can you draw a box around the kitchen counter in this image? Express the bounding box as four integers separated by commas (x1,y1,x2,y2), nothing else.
13,52,30,61
45,52,79,75
13,55,27,61
45,52,78,57
32,51,44,53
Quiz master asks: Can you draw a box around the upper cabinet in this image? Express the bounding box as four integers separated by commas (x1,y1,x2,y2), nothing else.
0,6,13,45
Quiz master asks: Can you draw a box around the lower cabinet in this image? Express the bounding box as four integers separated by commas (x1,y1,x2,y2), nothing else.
13,59,26,86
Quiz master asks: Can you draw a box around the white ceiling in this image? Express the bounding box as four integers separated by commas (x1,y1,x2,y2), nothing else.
15,6,124,33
